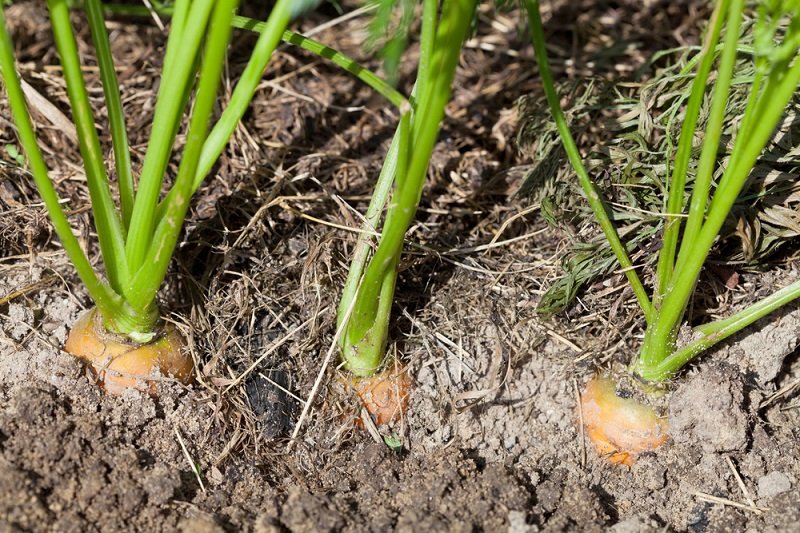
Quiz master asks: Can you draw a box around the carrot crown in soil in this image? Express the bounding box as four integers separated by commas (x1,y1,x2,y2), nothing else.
0,0,308,343
524,0,800,382
336,0,479,377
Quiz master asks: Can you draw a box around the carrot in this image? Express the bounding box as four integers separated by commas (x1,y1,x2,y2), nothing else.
0,1,302,394
65,308,192,395
579,374,668,466
345,365,411,426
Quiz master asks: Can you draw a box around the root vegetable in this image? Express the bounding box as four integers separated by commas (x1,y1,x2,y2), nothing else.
65,308,192,395
346,365,411,426
580,374,668,466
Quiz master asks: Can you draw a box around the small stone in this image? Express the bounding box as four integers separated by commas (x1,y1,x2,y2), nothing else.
757,471,792,499
610,515,660,533
504,435,517,450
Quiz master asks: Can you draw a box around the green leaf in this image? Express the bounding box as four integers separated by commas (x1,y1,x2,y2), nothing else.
383,433,403,452
4,143,25,165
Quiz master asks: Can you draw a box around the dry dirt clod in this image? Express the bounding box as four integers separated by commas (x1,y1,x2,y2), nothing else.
757,471,793,499
668,365,748,453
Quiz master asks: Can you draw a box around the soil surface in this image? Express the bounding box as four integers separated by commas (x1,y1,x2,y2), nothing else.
2,1,800,531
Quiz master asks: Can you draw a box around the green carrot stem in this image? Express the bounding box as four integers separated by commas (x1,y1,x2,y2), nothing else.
413,0,437,111
678,0,743,258
124,0,215,273
189,0,293,192
337,129,402,332
0,8,121,319
160,0,190,88
84,0,135,231
275,29,407,109
336,0,431,358
639,28,800,375
104,2,405,228
124,0,238,311
654,0,729,302
47,0,130,292
342,0,478,375
103,4,401,108
634,278,800,381
342,111,412,374
524,0,653,321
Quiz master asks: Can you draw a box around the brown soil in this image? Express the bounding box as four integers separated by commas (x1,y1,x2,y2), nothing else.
2,1,799,531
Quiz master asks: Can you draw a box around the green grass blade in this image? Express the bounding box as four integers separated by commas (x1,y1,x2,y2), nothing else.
85,0,135,231
47,0,129,292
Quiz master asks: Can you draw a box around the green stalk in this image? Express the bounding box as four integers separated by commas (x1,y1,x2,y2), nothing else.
103,4,401,106
523,0,653,321
639,0,743,362
124,0,238,312
85,0,135,231
654,0,729,302
528,0,800,382
160,0,191,95
150,1,294,223
47,0,129,292
335,0,432,341
0,10,157,340
189,0,293,193
637,4,800,378
341,0,478,376
124,0,215,273
274,29,407,109
678,0,743,255
341,111,411,375
0,10,120,319
647,60,800,340
637,278,800,381
104,2,406,227
413,0,438,111
337,129,403,331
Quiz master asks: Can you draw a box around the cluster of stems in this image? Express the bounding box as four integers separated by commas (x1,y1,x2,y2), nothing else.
0,0,303,342
525,0,800,381
337,0,478,377
12,0,792,386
